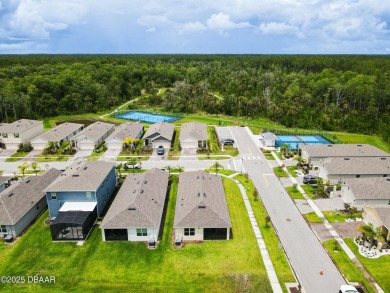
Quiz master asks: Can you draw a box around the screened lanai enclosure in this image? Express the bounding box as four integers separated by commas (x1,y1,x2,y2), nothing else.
50,206,97,241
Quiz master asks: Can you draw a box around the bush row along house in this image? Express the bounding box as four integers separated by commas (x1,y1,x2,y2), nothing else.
299,143,390,242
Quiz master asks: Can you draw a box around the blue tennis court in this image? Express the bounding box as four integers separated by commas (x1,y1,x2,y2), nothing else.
115,111,180,123
276,134,331,149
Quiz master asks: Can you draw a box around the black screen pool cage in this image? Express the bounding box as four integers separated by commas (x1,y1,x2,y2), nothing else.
50,208,97,241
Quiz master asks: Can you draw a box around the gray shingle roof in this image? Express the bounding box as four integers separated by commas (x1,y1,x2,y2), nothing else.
261,132,278,140
0,169,62,225
324,157,390,175
143,122,174,141
45,161,115,192
174,171,231,228
0,119,42,133
31,122,83,143
105,123,144,142
344,177,390,200
300,144,390,158
73,121,114,142
365,207,390,229
180,122,208,142
101,168,169,229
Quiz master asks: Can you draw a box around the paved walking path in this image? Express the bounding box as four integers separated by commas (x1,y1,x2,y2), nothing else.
272,152,385,293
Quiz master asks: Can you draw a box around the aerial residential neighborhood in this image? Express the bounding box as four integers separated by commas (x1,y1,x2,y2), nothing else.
1,53,390,293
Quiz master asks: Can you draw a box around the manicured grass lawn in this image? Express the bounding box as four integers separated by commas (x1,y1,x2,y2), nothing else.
273,167,288,177
263,152,275,160
0,177,271,292
303,212,323,223
332,132,390,154
168,127,181,160
322,211,362,223
286,166,298,177
345,238,390,292
323,240,375,293
204,169,237,176
286,186,305,200
5,151,28,162
35,156,69,162
301,184,316,199
117,155,151,161
234,174,296,292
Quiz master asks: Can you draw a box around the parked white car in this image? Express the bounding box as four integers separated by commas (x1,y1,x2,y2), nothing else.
339,285,358,293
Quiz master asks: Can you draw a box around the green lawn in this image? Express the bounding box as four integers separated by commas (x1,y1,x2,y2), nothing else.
0,176,272,292
204,169,237,176
303,212,323,223
286,166,298,177
35,156,69,162
301,184,316,199
117,155,151,161
168,127,181,160
273,167,289,177
323,240,376,293
5,151,28,162
322,211,362,223
344,238,390,292
234,174,296,292
331,132,390,154
286,186,305,200
345,238,390,292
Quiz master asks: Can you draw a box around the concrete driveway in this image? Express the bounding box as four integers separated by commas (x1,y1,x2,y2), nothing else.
0,149,15,162
100,149,121,161
179,148,198,161
72,149,92,159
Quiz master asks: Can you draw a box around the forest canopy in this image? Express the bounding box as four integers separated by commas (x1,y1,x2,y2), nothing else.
0,54,389,143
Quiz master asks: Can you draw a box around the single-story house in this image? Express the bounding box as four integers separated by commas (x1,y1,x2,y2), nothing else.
105,122,144,150
72,121,115,150
363,207,390,241
0,169,62,238
100,168,169,242
143,122,175,149
31,122,84,150
0,176,12,192
341,177,390,210
174,170,231,241
260,132,278,148
299,144,390,168
318,157,390,184
45,161,116,241
0,119,44,150
180,122,208,149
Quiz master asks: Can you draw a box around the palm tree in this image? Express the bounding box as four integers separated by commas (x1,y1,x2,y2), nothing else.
165,165,172,174
211,161,224,175
357,224,376,247
176,165,184,173
18,162,29,177
30,162,40,176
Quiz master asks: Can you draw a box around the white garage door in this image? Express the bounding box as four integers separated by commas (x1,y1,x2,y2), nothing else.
31,143,48,150
181,141,197,149
106,142,122,150
79,142,95,150
152,141,171,149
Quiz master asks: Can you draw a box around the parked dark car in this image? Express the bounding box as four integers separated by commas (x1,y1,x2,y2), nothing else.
157,145,165,155
221,139,235,146
303,175,321,184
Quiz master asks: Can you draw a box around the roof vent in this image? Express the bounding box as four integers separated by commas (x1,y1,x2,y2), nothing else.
25,180,30,183
344,158,350,160
387,178,390,181
327,145,333,147
381,158,386,160
84,167,88,170
141,190,144,193
128,207,136,211
144,181,148,184
198,205,206,209
8,193,14,197
357,144,362,146
197,176,199,179
197,192,201,197
203,193,206,197
72,174,79,177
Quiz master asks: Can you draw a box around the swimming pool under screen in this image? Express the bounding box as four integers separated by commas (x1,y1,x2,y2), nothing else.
115,111,180,123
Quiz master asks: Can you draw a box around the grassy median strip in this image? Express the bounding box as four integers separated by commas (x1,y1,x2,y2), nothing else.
303,211,323,223
344,238,390,292
323,240,376,293
273,166,289,177
234,173,296,292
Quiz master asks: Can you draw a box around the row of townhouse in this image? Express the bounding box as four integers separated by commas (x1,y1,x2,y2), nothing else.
1,161,231,244
300,143,390,241
0,119,210,152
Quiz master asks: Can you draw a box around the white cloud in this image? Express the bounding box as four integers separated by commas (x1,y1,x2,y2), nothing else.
181,21,207,32
206,12,253,32
258,22,304,38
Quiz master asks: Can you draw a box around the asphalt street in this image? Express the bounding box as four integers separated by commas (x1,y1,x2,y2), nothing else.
230,126,346,293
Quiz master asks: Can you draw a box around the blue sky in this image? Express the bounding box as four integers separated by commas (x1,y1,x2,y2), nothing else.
0,0,389,54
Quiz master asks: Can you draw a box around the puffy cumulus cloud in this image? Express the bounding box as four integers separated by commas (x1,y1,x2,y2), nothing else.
181,21,207,32
206,13,253,31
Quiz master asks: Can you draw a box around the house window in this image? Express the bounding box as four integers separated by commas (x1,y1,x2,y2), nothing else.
2,133,7,138
0,225,6,233
86,192,91,199
356,175,360,178
14,133,19,138
184,228,195,236
136,228,147,236
51,192,57,200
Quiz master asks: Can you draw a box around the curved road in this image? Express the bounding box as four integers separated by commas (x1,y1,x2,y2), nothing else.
230,126,346,293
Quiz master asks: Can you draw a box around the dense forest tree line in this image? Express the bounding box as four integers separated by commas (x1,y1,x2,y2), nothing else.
0,55,389,143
